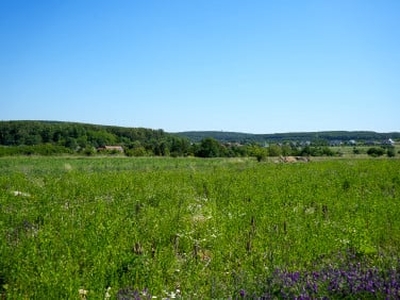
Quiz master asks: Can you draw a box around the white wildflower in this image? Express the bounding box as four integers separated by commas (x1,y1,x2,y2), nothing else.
11,190,31,197
104,287,111,300
304,207,315,214
163,289,181,299
64,163,72,171
79,288,88,299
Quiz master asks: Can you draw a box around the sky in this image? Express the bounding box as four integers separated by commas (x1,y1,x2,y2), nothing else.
1,0,399,134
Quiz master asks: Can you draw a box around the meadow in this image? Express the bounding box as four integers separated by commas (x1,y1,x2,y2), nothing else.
1,156,400,299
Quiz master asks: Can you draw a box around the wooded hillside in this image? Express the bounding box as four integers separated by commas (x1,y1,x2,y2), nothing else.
0,121,398,158
0,121,190,156
177,130,400,144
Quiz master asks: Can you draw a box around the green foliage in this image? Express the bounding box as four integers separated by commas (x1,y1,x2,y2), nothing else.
195,138,223,158
300,146,335,157
1,121,397,159
0,157,399,298
267,144,282,157
0,144,73,157
79,146,95,156
353,147,362,154
178,130,400,144
387,147,396,157
125,146,148,157
247,145,268,161
367,147,385,157
0,121,190,157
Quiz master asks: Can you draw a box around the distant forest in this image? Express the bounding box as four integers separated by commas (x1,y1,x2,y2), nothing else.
177,130,400,144
0,121,398,158
0,121,190,157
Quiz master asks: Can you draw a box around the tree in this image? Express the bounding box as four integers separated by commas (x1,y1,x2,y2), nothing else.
169,136,190,156
24,134,42,145
64,137,78,150
268,144,282,157
196,138,222,158
281,144,292,156
254,147,268,162
0,120,210,157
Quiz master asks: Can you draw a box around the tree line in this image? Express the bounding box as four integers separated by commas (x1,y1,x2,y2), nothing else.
0,121,190,157
0,121,396,158
178,130,400,144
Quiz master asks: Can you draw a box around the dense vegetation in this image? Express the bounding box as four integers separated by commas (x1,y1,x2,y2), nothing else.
0,121,398,158
177,130,400,144
0,157,399,299
0,121,190,157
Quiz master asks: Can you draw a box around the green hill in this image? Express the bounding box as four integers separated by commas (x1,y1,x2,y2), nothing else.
0,120,190,156
176,130,400,144
1,120,398,157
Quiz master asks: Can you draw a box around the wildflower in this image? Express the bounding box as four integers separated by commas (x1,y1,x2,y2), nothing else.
11,190,31,197
141,288,149,297
164,289,181,299
304,207,315,214
79,288,88,299
192,214,208,223
239,289,246,298
104,287,111,300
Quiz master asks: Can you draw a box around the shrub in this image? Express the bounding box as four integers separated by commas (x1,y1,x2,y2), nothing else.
254,148,268,162
387,147,396,157
367,147,385,157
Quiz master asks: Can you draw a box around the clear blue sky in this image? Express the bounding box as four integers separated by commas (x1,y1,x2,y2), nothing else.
1,0,399,134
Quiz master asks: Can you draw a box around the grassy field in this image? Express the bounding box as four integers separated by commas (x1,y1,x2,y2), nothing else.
1,156,400,299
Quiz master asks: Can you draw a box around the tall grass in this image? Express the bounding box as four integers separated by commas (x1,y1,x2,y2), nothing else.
0,157,399,298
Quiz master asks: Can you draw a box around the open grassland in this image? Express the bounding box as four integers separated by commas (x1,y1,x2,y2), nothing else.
1,157,400,299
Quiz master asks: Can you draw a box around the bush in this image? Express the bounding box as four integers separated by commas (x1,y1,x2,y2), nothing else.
125,147,147,157
254,148,268,162
387,147,396,157
0,145,72,156
300,146,335,157
367,147,385,157
82,147,96,156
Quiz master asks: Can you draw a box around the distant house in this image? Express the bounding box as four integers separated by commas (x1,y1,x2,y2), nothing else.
97,145,124,153
329,140,343,147
382,139,395,146
348,140,357,146
300,141,311,147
